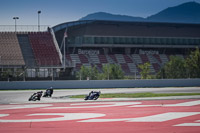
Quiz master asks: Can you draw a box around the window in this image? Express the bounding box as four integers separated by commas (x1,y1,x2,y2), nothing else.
114,37,120,44
83,37,92,44
120,37,126,44
149,38,155,44
94,37,101,44
132,37,137,44
75,36,81,44
155,38,160,44
107,37,113,44
137,37,143,44
126,37,132,44
194,39,199,44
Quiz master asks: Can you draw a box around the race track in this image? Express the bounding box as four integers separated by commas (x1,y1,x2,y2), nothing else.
0,100,200,133
0,87,200,133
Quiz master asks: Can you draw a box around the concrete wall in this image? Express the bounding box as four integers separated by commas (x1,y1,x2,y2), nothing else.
0,79,200,90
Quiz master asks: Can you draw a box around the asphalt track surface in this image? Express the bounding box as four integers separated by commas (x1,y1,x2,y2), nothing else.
0,87,200,104
0,87,200,133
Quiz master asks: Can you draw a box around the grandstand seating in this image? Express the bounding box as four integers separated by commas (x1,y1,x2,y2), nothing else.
123,55,133,63
64,48,188,76
152,63,160,72
0,32,25,66
140,54,149,63
109,54,118,63
65,53,156,74
120,63,130,74
160,54,169,65
28,32,61,66
128,63,138,73
70,54,81,63
153,54,162,63
89,54,100,64
116,54,126,63
98,54,108,63
65,52,186,75
79,54,89,63
132,54,142,64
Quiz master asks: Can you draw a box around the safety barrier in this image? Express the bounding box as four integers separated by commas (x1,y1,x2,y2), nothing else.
0,79,200,90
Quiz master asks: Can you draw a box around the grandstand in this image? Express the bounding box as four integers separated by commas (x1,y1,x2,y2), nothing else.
0,30,62,80
53,20,200,77
1,20,200,80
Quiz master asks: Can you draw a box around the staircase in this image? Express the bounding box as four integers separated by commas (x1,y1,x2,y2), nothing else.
17,34,36,67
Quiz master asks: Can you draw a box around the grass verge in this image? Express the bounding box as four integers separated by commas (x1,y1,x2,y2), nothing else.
70,93,200,98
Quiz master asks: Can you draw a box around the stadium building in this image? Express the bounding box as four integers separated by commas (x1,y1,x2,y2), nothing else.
53,20,200,77
0,20,200,80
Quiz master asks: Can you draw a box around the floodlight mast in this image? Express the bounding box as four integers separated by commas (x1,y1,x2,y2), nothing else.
38,11,41,31
13,17,19,32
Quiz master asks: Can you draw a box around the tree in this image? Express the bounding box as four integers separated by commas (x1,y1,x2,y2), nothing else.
101,64,124,80
110,64,124,79
138,62,151,79
0,68,12,81
76,65,89,80
164,56,186,79
185,48,200,78
88,66,99,80
76,65,99,80
102,64,112,80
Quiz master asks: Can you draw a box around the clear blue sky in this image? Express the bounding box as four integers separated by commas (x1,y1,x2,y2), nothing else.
0,0,200,27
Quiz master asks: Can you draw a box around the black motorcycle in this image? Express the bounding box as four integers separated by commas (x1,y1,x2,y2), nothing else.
28,91,43,101
43,88,53,97
84,91,101,100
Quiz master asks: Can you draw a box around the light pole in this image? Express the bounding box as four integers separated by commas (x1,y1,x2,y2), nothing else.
13,17,19,32
38,10,41,31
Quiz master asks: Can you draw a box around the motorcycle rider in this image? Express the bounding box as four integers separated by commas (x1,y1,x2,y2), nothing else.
85,91,101,100
29,91,43,101
89,91,94,97
43,87,54,97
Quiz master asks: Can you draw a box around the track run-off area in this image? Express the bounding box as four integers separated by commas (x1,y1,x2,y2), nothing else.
0,99,200,133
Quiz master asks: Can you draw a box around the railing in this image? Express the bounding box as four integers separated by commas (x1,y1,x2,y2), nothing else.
49,28,63,65
0,25,49,32
0,59,62,68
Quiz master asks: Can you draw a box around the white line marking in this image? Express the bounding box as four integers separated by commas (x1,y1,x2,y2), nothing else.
127,112,200,122
175,120,200,126
79,112,200,122
44,102,141,109
0,113,105,122
0,114,9,117
175,122,200,126
0,104,52,110
166,100,200,107
130,100,200,107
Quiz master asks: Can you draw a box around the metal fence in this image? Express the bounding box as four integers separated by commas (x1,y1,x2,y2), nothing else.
0,25,49,32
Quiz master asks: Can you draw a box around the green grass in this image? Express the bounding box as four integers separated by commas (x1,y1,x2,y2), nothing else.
70,92,200,98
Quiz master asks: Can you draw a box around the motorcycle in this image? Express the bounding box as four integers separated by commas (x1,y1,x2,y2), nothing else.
84,91,101,100
43,88,53,97
28,91,43,101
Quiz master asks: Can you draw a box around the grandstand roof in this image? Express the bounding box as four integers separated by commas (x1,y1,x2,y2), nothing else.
53,20,200,38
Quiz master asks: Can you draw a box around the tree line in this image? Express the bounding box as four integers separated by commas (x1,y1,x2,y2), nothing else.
76,64,124,80
140,48,200,79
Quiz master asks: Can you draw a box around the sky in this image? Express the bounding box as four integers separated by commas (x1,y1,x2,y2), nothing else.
0,0,200,27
